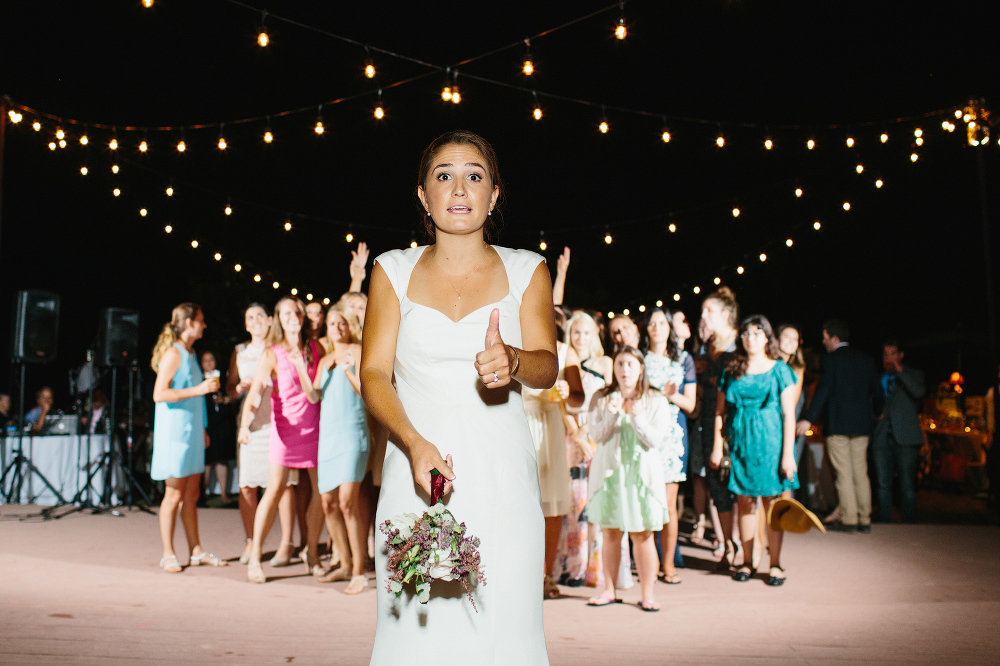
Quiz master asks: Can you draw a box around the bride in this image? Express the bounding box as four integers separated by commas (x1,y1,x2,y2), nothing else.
361,130,556,665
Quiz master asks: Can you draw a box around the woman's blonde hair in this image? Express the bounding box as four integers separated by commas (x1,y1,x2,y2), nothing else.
267,296,315,366
327,304,362,345
151,302,200,371
565,312,605,359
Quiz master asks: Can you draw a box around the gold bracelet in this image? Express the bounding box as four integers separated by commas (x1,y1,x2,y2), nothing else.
509,345,520,377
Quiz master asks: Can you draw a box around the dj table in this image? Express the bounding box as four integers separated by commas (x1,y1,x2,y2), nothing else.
1,434,114,505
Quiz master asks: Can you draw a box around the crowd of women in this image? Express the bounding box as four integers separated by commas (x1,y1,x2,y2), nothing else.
147,240,809,609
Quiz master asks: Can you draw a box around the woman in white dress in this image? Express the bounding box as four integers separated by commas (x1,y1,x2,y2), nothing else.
362,131,556,665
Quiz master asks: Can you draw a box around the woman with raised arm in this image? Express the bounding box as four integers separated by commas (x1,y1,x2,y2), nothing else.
238,296,325,584
314,305,370,594
151,303,228,573
363,131,556,664
710,315,798,586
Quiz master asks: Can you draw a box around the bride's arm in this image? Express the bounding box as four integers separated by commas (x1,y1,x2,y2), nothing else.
511,261,559,389
360,263,456,497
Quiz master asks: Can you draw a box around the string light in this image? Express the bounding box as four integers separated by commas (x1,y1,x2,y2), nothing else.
58,139,66,149
880,133,888,143
716,135,725,148
875,178,883,188
786,239,793,247
113,188,121,197
142,0,153,7
623,308,630,316
813,221,821,230
365,61,376,78
732,207,740,218
272,281,280,289
764,138,773,150
522,39,534,75
112,165,119,174
668,223,677,233
942,120,950,130
139,208,148,217
532,92,542,120
604,226,613,244
225,202,233,216
638,305,646,313
55,127,65,140
217,123,227,150
714,277,721,285
284,219,292,231
254,274,261,282
856,164,864,173
673,293,680,301
661,129,671,143
306,293,314,301
79,133,88,145
374,90,384,119
234,263,242,272
441,85,452,101
692,286,701,294
257,10,269,47
608,312,615,319
410,239,418,248
346,230,354,243
48,142,56,150
759,253,767,262
166,186,174,196
538,231,547,251
806,139,815,150
910,152,918,162
191,240,199,248
8,110,22,123
291,288,298,296
794,188,803,197
322,297,330,305
314,106,325,134
177,139,186,152
214,252,222,261
80,166,88,175
615,18,627,40
843,202,851,211
916,137,923,146
914,128,923,138
656,300,663,307
164,225,172,233
450,72,462,104
736,266,744,274
955,109,963,118
598,120,609,134
846,137,855,147
138,140,148,152
32,120,41,131
263,129,273,143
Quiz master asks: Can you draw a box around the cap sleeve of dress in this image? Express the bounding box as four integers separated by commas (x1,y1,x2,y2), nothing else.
493,246,545,304
374,247,422,301
682,351,696,387
774,360,797,393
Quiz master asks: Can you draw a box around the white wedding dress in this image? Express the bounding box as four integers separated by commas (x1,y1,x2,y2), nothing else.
371,246,550,666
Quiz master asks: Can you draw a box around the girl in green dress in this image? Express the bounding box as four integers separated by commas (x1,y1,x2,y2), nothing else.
710,315,798,586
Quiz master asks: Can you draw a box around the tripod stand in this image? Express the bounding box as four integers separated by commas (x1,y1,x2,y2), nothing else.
98,366,154,513
0,363,68,512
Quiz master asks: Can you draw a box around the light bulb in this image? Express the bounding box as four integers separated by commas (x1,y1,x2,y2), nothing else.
80,166,88,175
164,225,172,233
875,179,883,188
113,188,121,197
533,107,543,120
214,253,222,261
916,137,923,146
668,223,677,233
218,136,227,150
225,205,232,216
673,293,680,301
79,134,88,145
598,121,609,134
623,309,630,316
846,137,855,147
955,109,963,118
257,29,269,47
736,266,744,274
177,140,186,152
33,120,42,131
272,281,280,289
693,286,701,294
112,164,119,174
322,297,330,305
523,59,534,75
8,110,22,123
139,140,148,152
604,233,612,244
786,239,793,247
451,89,461,104
639,305,646,313
410,240,418,248
813,221,821,230
234,264,242,272
608,312,615,319
166,187,173,196
139,208,148,217
656,300,663,307
263,130,273,143
856,164,864,173
795,188,803,197
56,128,65,140
142,0,153,7
58,139,66,148
346,232,354,242
764,138,773,150
374,106,384,119
942,120,950,130
947,123,955,132
714,277,721,285
539,240,547,251
441,86,452,101
843,202,851,211
880,133,888,143
284,220,292,231
48,142,56,150
759,253,767,262
191,240,199,248
914,128,923,138
314,120,325,135
615,20,626,39
365,63,376,78
306,293,313,301
254,274,261,282
291,288,298,295
807,139,815,149
716,136,725,148
910,152,918,162
662,130,671,143
732,207,740,217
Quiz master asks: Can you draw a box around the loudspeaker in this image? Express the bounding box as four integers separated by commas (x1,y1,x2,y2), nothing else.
11,290,60,363
95,308,139,367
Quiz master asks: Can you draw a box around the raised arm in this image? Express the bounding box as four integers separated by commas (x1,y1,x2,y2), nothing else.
360,262,455,497
552,246,570,306
153,347,217,403
237,349,276,444
348,241,370,293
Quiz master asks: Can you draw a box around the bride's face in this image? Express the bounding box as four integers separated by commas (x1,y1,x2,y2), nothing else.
417,144,499,238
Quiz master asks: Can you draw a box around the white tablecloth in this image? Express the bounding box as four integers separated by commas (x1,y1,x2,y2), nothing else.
1,435,115,506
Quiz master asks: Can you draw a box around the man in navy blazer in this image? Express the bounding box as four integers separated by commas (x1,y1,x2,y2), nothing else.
796,320,878,532
872,341,925,523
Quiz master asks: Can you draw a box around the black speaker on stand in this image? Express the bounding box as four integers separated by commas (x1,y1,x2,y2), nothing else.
0,291,68,512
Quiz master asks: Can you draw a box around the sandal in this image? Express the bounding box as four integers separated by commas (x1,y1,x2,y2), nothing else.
766,566,786,587
543,575,560,600
159,554,182,573
658,571,682,585
344,574,368,595
189,551,227,567
306,552,326,578
270,541,297,568
638,599,660,612
239,538,253,565
732,564,754,582
247,560,266,584
586,594,622,607
318,568,351,584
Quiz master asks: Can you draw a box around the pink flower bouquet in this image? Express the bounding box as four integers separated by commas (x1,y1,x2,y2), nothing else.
379,472,486,610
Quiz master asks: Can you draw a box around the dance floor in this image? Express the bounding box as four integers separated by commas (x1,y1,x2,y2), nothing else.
1,504,997,665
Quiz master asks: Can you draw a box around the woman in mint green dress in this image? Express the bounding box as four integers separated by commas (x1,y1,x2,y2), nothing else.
586,347,678,612
710,315,798,587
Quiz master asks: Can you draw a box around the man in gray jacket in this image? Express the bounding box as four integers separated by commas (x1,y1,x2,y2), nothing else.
872,340,926,523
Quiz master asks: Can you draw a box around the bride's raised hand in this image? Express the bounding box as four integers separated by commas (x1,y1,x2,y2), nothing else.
475,308,514,389
410,440,455,500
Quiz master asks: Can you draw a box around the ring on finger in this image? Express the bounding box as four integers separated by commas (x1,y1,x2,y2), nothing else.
492,371,500,384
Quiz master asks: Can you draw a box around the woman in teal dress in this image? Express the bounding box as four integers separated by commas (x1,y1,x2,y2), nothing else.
710,315,798,587
314,304,370,593
151,303,228,573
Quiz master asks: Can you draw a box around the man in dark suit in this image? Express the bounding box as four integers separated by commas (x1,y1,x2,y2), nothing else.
872,341,925,523
796,320,878,532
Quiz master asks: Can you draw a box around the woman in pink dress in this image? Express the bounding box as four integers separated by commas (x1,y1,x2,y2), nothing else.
238,296,325,583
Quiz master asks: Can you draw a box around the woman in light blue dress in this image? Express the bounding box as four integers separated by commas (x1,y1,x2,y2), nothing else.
151,303,227,573
314,304,370,593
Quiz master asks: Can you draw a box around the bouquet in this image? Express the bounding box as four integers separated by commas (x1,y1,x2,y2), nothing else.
379,471,486,610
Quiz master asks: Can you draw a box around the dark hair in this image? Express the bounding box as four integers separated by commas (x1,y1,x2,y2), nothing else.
703,286,739,330
882,339,901,352
644,308,681,362
597,346,651,400
245,302,269,316
416,130,504,244
823,319,850,342
36,386,54,399
727,314,780,380
775,322,806,372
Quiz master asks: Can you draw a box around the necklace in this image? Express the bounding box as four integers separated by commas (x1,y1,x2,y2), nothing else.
443,274,464,300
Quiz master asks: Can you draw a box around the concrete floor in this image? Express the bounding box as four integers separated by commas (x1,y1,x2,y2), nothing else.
1,504,998,665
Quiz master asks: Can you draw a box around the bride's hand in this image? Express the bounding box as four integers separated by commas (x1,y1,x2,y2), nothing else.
475,308,513,389
410,440,455,499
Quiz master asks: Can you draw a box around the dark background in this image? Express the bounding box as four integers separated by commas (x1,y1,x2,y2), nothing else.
1,0,997,410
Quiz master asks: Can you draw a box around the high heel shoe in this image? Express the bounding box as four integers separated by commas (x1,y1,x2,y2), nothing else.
247,560,266,584
239,538,253,565
270,541,297,567
306,552,325,578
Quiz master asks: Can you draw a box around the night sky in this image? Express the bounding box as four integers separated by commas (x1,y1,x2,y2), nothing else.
2,0,997,407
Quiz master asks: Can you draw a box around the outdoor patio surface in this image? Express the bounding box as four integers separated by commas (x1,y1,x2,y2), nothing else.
1,504,997,665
